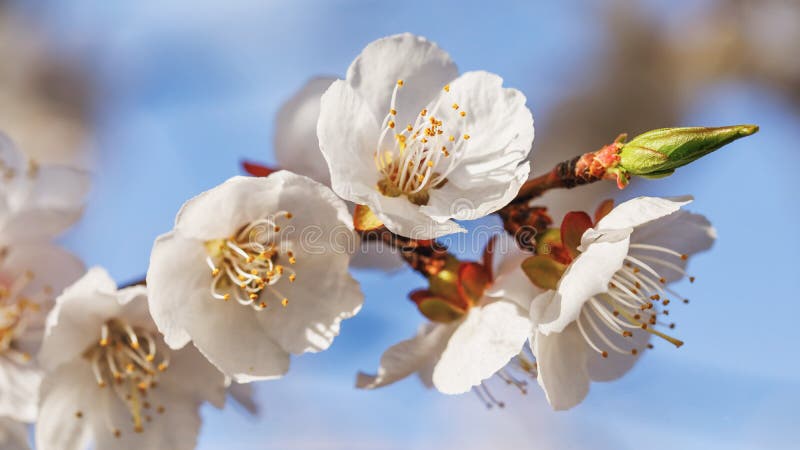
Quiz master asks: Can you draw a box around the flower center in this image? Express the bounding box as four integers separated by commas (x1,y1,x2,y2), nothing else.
83,318,169,436
576,242,692,358
204,211,297,311
0,264,50,364
374,80,471,205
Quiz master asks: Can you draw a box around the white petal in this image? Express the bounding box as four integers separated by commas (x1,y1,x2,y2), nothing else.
345,33,458,128
173,174,308,241
533,324,590,411
35,361,95,450
274,77,337,186
630,210,716,283
595,196,692,231
0,165,89,243
226,381,259,415
256,247,363,354
423,162,529,222
39,267,122,371
1,243,85,302
366,190,465,239
317,80,381,205
356,323,453,389
432,300,531,394
145,232,199,349
0,417,30,450
538,237,630,335
586,326,651,382
0,357,41,422
185,299,290,383
156,344,226,410
0,132,25,174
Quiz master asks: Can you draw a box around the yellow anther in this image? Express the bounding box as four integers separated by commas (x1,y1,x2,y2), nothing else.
388,121,395,129
274,226,281,232
237,275,246,281
427,161,434,167
463,134,471,140
397,79,404,87
420,108,427,116
223,293,231,301
211,268,220,276
390,108,397,115
249,293,258,300
417,174,425,182
288,257,297,265
99,338,108,347
285,212,293,219
448,135,455,142
406,124,413,131
443,84,450,92
281,298,289,307
452,103,459,110
289,274,296,282
259,302,267,309
157,362,168,372
460,111,466,117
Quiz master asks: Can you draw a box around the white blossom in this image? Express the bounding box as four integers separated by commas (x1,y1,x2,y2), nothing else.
147,171,363,382
318,33,534,239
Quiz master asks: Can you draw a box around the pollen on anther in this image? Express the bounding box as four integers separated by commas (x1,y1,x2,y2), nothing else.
406,124,413,131
681,254,688,260
689,276,696,283
420,108,427,116
281,298,289,307
285,212,293,219
631,349,639,355
448,135,455,142
463,134,471,140
259,302,267,309
460,111,466,117
249,293,258,300
427,161,434,167
397,79,404,87
390,108,397,115
289,274,296,282
75,411,83,418
388,121,395,129
443,84,450,92
223,294,231,301
452,103,459,110
601,351,608,358
659,277,666,284
211,268,220,276
114,429,122,438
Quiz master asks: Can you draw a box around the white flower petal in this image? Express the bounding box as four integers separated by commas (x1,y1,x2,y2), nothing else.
226,381,259,415
173,175,288,241
432,300,531,394
630,210,716,283
356,323,454,389
256,247,363,354
274,76,337,186
0,357,41,422
35,360,95,450
317,80,381,204
595,196,692,231
423,162,529,222
586,327,651,382
533,324,590,411
145,233,201,349
366,191,465,239
39,267,122,371
345,33,458,127
538,237,630,335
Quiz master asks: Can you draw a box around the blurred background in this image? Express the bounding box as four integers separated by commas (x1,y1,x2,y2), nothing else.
2,0,798,448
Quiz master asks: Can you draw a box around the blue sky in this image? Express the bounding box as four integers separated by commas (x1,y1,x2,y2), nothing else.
10,1,799,448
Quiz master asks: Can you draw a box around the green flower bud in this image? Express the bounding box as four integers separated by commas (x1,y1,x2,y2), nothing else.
619,125,758,177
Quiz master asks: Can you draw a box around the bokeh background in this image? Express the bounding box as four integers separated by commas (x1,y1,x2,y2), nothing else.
2,0,798,448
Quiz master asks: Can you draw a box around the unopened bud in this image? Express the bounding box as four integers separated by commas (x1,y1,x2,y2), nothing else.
619,125,758,178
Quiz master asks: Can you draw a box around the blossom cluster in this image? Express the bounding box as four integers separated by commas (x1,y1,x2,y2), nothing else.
0,33,749,449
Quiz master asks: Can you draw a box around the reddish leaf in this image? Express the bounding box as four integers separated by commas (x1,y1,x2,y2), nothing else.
353,204,384,231
594,199,615,224
242,160,278,177
457,262,491,307
521,255,568,290
560,211,593,258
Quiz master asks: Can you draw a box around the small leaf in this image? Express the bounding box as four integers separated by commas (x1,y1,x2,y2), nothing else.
560,211,593,258
594,199,615,223
457,262,491,307
522,255,568,290
353,204,384,231
417,297,466,323
242,160,277,177
428,256,463,306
